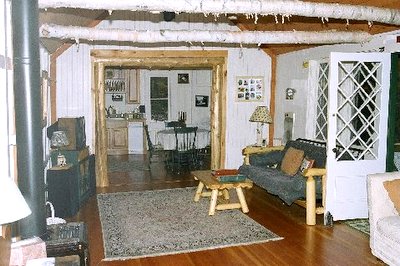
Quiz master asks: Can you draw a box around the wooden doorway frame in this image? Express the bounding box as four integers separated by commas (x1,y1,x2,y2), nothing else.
91,50,227,187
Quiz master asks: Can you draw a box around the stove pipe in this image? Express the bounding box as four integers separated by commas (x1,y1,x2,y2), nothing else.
12,0,46,238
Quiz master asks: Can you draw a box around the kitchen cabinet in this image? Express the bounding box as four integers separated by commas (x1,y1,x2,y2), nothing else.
105,68,140,104
127,69,140,103
106,119,128,155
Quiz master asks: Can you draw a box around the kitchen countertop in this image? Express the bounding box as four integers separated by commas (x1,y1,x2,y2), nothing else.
106,118,146,128
106,118,146,122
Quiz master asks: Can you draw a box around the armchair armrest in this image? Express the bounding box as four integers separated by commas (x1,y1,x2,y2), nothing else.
367,172,400,237
302,168,326,177
242,145,285,165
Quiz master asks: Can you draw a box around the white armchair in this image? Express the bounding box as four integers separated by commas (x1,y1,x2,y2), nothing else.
367,172,400,266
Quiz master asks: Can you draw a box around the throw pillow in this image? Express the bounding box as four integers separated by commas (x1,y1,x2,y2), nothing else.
280,147,305,176
383,179,400,214
300,157,315,174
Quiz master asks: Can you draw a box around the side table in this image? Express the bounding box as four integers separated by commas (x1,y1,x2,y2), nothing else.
44,222,89,266
192,170,253,215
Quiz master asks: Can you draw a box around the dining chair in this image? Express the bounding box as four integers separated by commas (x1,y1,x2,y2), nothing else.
170,126,199,173
143,125,165,164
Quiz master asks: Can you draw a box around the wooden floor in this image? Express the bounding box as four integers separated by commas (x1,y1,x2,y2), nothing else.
71,154,383,266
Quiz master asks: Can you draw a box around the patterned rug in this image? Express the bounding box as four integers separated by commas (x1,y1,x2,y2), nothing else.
343,219,370,235
97,187,283,260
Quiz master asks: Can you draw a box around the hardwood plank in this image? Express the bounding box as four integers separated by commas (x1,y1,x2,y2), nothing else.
69,155,384,266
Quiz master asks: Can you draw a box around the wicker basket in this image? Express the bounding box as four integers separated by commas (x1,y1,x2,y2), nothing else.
46,201,66,225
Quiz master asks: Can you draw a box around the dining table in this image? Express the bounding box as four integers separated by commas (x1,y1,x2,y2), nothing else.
157,128,210,150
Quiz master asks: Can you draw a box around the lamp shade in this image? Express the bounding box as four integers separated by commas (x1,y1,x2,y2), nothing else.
0,177,31,225
249,106,273,123
50,131,69,148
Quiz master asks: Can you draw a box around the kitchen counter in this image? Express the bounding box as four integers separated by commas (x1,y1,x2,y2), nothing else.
106,117,146,122
106,118,146,155
106,119,128,155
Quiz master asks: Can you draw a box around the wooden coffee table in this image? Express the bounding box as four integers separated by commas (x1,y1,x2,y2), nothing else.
191,170,253,215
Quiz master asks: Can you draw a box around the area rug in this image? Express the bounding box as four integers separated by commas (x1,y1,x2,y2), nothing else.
97,187,283,260
343,219,370,235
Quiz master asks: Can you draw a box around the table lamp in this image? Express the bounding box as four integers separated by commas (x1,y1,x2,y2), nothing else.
0,177,32,237
51,131,69,167
249,106,273,146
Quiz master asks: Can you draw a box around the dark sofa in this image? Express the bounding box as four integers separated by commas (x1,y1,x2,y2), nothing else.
239,139,327,225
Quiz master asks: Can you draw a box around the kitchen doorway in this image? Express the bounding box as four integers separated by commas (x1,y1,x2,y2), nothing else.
91,50,228,187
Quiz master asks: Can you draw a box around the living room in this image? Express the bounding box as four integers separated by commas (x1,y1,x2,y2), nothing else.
1,0,400,265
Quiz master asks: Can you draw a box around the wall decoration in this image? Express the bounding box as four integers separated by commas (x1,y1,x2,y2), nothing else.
195,95,209,107
236,76,263,102
286,88,296,100
178,73,189,84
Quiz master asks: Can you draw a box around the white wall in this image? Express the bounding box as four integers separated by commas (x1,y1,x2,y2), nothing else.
105,69,212,129
104,68,213,144
40,45,52,170
274,31,400,142
0,0,12,181
140,69,212,139
52,14,272,168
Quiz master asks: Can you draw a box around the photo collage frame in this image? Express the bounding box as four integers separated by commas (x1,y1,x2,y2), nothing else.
236,76,264,102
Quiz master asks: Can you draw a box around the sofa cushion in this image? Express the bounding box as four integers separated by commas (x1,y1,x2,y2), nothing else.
383,179,400,213
238,164,323,205
376,216,400,244
249,150,284,168
280,147,304,176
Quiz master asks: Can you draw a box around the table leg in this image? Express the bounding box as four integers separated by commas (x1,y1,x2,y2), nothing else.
209,189,218,215
194,181,204,202
236,187,249,213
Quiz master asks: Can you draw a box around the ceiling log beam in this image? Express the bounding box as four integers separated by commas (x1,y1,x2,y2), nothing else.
40,24,371,44
38,0,400,26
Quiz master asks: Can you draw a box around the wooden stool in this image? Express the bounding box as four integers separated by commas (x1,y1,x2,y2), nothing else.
192,170,253,215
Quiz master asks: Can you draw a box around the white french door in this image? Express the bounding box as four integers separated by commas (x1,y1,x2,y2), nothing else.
325,52,391,221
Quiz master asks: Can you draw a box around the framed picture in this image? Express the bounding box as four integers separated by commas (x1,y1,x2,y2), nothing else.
236,76,264,102
195,95,209,107
178,73,189,84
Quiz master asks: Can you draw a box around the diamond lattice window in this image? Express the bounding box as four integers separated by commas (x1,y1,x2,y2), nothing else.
335,61,382,161
315,62,329,141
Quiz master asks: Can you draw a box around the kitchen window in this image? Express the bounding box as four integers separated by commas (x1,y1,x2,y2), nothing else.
150,77,169,121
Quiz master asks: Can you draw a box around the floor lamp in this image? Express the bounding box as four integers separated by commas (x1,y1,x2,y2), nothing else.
249,106,273,146
0,177,32,238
